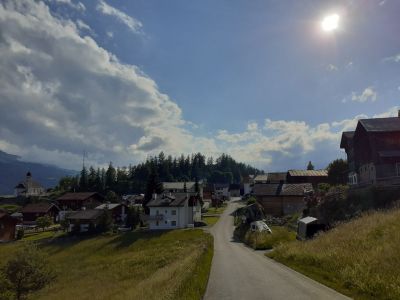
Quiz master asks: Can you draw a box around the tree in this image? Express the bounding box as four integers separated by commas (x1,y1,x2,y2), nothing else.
126,206,140,229
36,215,52,231
143,167,163,213
105,162,117,190
194,176,199,194
327,159,348,185
59,219,69,232
98,209,113,232
307,161,315,170
2,243,55,300
105,190,119,203
79,166,89,191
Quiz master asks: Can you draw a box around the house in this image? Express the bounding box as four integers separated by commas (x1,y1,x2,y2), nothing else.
229,183,241,197
146,194,202,230
286,170,328,187
214,183,229,199
0,211,19,242
162,182,203,198
14,172,45,197
340,112,400,187
123,194,144,205
297,216,326,240
21,202,60,225
95,203,127,224
253,183,313,216
57,192,104,210
66,209,104,232
242,175,254,195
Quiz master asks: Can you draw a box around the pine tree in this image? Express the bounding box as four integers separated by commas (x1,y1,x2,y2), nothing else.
105,162,116,190
143,167,163,213
79,166,88,191
307,161,315,170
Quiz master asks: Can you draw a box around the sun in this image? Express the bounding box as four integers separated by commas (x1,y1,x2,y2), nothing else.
321,14,339,32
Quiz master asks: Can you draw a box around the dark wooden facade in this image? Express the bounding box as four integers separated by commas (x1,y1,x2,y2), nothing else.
57,192,104,210
0,212,19,242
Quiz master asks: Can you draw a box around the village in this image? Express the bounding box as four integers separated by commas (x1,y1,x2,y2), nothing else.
1,112,400,299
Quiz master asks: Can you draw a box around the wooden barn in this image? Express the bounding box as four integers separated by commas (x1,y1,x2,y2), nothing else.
57,192,104,210
253,183,313,216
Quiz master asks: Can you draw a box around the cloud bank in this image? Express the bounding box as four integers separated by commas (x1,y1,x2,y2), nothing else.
0,0,397,172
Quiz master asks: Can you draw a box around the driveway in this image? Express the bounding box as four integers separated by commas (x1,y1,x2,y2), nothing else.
204,198,350,300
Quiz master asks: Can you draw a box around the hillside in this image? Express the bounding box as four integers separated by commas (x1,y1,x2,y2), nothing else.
0,229,213,300
268,207,400,299
0,150,76,194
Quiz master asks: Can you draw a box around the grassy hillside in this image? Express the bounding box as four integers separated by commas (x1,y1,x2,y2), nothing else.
0,230,213,300
267,208,400,299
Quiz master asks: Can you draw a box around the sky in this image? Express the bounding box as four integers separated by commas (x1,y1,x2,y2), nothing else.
0,0,399,172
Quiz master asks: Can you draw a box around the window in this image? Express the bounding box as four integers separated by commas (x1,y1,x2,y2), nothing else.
156,221,159,226
171,221,176,226
171,210,176,215
165,221,167,224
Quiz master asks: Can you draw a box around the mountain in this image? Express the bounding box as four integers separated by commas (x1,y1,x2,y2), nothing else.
0,150,77,195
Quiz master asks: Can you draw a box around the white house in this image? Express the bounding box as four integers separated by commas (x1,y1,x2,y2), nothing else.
214,183,229,198
146,193,202,230
162,182,203,198
14,172,45,197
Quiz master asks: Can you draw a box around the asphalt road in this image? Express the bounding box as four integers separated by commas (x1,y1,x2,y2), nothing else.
204,198,351,300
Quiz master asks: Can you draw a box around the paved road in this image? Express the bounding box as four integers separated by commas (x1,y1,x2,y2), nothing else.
204,199,350,300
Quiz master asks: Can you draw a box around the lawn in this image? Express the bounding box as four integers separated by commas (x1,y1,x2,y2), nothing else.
0,204,21,213
203,216,219,227
267,208,400,299
0,229,213,300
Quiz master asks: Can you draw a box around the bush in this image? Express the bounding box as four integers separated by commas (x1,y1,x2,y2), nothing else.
246,197,256,205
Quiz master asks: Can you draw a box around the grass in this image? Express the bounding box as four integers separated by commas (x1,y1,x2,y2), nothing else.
235,224,296,250
0,229,213,300
207,204,227,215
203,216,219,227
0,204,21,213
267,208,400,299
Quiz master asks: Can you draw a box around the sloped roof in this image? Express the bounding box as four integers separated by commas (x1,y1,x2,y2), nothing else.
267,172,287,182
254,174,268,182
21,202,59,213
253,184,279,195
163,182,195,190
299,216,318,224
67,209,103,220
95,203,124,210
57,192,102,201
147,194,188,207
340,131,355,149
288,170,328,177
280,183,313,195
359,117,400,132
253,183,313,196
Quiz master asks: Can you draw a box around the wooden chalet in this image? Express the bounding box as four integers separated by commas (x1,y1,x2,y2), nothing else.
0,211,19,242
21,202,60,225
340,112,400,187
57,192,104,210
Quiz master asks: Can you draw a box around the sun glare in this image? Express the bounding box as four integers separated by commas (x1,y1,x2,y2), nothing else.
321,14,339,32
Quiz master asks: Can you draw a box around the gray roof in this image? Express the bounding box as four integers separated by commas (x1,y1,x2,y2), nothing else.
95,203,123,210
67,209,103,220
359,117,400,132
253,183,313,196
147,194,188,207
266,172,287,182
299,216,318,224
162,182,195,190
288,170,328,177
254,174,268,182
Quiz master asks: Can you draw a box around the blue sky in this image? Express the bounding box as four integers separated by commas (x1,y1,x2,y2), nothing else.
0,0,399,171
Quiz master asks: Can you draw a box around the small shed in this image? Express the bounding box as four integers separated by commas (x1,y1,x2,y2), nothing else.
297,216,325,240
0,211,20,242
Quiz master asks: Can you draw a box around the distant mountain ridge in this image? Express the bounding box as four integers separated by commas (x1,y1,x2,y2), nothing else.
0,150,77,195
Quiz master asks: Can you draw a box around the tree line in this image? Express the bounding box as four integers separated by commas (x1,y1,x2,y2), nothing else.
56,152,262,195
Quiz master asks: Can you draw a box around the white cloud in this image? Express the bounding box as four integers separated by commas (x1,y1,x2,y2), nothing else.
327,64,338,71
0,0,217,169
383,53,400,63
51,0,85,11
351,87,377,103
96,0,142,33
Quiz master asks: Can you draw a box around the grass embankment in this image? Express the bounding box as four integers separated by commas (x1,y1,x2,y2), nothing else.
267,208,400,299
234,224,296,250
0,229,213,300
0,204,21,213
203,204,227,227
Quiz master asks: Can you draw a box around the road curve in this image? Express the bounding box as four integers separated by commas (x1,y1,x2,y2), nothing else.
204,199,351,300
